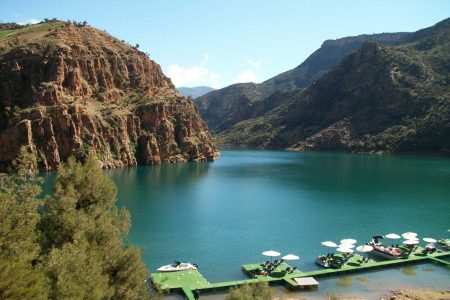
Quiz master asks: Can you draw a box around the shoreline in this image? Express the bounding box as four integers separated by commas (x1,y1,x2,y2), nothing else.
382,289,450,300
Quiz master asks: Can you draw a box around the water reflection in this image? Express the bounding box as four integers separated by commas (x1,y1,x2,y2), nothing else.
335,275,353,288
401,265,417,276
106,161,212,188
355,276,370,284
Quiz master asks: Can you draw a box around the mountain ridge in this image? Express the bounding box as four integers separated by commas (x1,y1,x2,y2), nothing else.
217,18,450,155
0,20,218,171
177,86,215,98
196,32,409,133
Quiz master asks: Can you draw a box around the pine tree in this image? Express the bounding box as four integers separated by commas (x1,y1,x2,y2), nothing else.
0,147,48,299
40,152,150,299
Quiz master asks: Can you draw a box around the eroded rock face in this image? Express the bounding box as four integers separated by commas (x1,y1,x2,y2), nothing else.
0,22,218,171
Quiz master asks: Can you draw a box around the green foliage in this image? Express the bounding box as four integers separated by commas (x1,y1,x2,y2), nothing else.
214,19,450,155
0,147,48,299
225,281,272,300
40,152,150,299
0,149,150,299
46,239,113,299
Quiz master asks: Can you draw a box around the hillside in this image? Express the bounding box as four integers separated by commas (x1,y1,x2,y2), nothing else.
0,20,218,171
177,86,215,98
196,32,408,133
218,18,450,155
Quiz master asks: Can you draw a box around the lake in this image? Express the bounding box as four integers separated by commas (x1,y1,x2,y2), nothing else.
42,150,450,297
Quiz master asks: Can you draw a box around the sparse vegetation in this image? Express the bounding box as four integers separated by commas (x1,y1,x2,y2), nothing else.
210,18,450,156
225,281,272,300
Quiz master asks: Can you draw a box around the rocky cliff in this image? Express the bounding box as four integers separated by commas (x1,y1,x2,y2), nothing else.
0,21,218,171
217,18,450,155
195,32,408,134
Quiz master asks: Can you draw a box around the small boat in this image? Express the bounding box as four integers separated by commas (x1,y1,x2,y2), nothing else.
315,255,343,269
368,243,407,259
366,236,408,260
157,261,197,272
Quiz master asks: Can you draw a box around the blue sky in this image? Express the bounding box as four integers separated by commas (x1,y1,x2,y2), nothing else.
1,0,449,88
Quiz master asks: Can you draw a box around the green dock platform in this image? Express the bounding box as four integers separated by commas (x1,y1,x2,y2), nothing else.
150,248,450,299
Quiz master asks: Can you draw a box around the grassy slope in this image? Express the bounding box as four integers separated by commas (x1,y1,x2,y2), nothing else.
0,22,64,51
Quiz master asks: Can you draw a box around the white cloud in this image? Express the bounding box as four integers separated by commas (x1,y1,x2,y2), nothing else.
233,70,257,84
248,59,261,68
167,52,222,88
167,64,221,88
17,18,41,25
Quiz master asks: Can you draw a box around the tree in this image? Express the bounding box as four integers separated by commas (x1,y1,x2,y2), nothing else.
225,281,272,300
0,147,48,299
46,239,113,299
40,152,150,299
0,149,150,299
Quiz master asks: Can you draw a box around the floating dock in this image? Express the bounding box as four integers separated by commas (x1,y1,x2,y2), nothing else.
150,248,450,300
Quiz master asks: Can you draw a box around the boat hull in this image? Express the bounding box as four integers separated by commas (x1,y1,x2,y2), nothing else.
315,256,343,269
157,263,197,272
315,257,331,268
369,247,407,260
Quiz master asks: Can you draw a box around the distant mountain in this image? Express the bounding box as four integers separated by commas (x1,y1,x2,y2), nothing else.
196,32,408,133
177,86,215,98
217,18,450,155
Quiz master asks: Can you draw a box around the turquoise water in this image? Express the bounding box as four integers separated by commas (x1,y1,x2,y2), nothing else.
196,263,450,300
41,150,450,293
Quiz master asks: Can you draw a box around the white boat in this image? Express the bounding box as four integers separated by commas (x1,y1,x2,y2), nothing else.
367,236,407,260
368,243,407,259
157,262,197,272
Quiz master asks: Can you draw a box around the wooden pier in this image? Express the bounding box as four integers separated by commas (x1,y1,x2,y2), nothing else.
150,248,450,300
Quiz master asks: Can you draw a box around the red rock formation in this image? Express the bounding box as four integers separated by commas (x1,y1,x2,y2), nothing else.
0,21,218,171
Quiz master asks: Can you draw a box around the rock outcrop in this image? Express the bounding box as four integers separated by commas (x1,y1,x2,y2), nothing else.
215,18,450,156
195,32,408,134
0,21,218,171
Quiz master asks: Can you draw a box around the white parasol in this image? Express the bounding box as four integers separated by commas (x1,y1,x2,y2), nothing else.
423,237,437,243
282,254,300,261
338,243,355,249
340,239,357,245
402,232,417,239
403,239,419,245
356,245,374,253
385,233,401,239
336,247,354,253
321,241,338,248
262,250,281,257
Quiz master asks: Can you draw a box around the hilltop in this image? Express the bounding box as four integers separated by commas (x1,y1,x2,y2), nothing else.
196,32,408,133
217,18,450,155
0,20,218,171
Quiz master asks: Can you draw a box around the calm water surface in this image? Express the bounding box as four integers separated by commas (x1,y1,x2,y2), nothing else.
42,150,450,296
